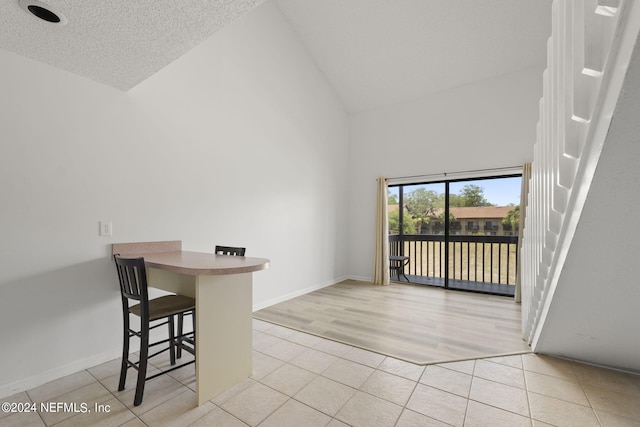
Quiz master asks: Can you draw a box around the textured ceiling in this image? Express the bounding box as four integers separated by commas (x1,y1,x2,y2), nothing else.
275,0,553,112
1,0,552,112
0,0,265,90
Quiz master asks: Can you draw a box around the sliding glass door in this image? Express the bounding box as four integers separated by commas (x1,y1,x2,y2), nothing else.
388,175,521,296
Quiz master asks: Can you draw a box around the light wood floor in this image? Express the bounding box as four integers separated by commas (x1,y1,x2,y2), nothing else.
254,280,530,365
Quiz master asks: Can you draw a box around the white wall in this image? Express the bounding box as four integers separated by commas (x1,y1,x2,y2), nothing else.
0,1,349,397
347,68,543,280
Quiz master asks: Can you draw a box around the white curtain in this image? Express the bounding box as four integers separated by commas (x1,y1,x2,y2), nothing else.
373,177,390,285
515,163,531,303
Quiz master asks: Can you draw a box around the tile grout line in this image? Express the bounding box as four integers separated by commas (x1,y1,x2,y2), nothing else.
571,362,604,427
521,355,535,425
24,389,48,427
462,358,478,426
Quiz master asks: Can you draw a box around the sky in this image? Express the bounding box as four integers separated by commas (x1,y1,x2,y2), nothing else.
390,176,522,207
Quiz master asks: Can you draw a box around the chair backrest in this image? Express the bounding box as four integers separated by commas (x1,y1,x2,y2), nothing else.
114,254,149,303
215,245,246,256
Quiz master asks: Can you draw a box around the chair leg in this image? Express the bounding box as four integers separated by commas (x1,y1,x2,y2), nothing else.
134,328,149,406
169,316,176,365
118,318,130,392
176,313,183,359
187,311,196,354
177,311,195,358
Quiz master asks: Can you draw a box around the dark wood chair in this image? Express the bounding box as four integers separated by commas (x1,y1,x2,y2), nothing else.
215,245,246,256
114,254,196,406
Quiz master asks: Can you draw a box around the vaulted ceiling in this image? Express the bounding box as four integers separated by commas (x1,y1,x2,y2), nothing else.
1,0,552,113
276,0,553,112
0,0,266,90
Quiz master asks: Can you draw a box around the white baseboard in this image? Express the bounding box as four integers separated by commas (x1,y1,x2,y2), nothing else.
347,274,372,282
0,350,121,400
253,275,350,311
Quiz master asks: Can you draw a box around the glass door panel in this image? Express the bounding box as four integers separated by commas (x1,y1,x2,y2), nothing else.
388,182,445,284
448,177,521,292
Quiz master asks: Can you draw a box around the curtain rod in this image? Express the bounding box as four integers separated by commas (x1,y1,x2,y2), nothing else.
385,165,523,184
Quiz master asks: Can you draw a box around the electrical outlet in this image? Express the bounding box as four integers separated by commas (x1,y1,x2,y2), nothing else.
100,221,112,236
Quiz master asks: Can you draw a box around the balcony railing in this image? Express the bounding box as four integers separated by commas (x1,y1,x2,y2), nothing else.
389,234,519,294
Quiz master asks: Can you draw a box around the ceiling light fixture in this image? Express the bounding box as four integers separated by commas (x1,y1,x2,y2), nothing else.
18,0,67,25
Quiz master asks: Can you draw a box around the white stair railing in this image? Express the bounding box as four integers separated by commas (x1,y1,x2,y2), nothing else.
522,0,639,345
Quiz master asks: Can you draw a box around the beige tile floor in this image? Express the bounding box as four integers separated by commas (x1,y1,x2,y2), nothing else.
2,319,640,427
